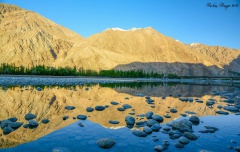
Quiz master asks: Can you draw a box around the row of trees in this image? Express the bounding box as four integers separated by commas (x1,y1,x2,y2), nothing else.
0,63,179,78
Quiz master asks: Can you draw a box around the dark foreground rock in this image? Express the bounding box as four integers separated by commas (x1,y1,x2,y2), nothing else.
174,142,184,148
184,132,198,140
189,116,200,124
97,138,115,149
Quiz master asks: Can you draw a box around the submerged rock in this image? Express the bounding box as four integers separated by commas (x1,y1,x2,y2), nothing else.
125,116,135,125
7,117,17,122
151,123,161,132
170,108,178,113
109,120,119,124
86,107,94,112
179,137,189,144
147,119,158,127
174,142,184,148
151,114,164,123
41,119,50,124
189,116,200,124
184,132,198,140
28,120,39,128
25,113,36,120
77,115,87,120
62,116,69,120
143,126,152,134
97,138,115,149
132,130,147,137
154,145,164,152
122,104,132,109
172,121,192,132
146,111,153,119
3,127,14,135
65,106,75,110
95,106,105,111
78,122,84,127
110,101,119,105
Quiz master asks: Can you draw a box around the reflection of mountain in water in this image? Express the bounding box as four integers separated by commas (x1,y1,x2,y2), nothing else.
0,84,237,148
105,83,236,97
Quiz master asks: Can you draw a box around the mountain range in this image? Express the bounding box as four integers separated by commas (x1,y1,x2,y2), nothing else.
0,3,240,76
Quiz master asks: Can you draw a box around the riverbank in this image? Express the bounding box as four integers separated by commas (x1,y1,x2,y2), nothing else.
0,75,240,86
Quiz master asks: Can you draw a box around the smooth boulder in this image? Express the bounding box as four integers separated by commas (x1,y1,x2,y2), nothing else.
97,138,115,149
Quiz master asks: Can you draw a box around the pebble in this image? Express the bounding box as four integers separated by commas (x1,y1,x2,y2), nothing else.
125,116,135,125
147,119,158,127
97,138,115,149
7,117,17,122
184,132,198,140
28,120,39,128
174,142,184,148
132,129,147,137
77,115,87,120
179,137,189,144
65,106,75,110
122,104,132,109
235,146,240,152
86,107,94,112
62,116,69,120
154,145,164,152
146,111,153,119
143,126,152,134
110,101,119,105
78,122,84,127
25,113,36,120
95,106,105,111
109,120,119,124
117,107,125,111
151,123,161,132
170,108,178,113
42,119,50,124
189,116,200,124
151,114,164,123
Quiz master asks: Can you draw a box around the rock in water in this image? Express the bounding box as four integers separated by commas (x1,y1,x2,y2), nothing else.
189,116,200,124
28,120,39,128
132,130,147,137
151,123,161,132
9,122,23,129
184,132,198,140
174,143,184,148
146,111,153,119
3,127,14,135
179,137,189,144
122,104,132,109
95,106,105,111
97,138,115,149
25,113,36,120
125,116,135,125
151,114,164,123
109,120,119,124
77,115,87,120
143,126,152,134
42,119,50,124
86,107,94,112
110,101,119,105
7,117,17,122
62,116,69,120
147,119,158,127
154,145,164,152
78,122,84,127
170,108,178,113
65,106,75,110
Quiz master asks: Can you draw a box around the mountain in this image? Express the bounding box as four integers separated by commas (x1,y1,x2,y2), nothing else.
0,3,84,67
0,3,240,76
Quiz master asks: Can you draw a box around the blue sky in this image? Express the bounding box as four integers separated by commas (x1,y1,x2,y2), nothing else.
1,0,240,49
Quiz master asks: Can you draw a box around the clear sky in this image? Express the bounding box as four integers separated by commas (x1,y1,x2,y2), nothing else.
1,0,240,49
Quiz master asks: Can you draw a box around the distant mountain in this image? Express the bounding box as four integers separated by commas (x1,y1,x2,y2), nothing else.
0,3,240,76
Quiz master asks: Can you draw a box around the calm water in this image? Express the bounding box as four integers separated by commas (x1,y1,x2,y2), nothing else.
0,83,239,152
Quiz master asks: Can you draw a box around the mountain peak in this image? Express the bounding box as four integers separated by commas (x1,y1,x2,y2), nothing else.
106,27,153,32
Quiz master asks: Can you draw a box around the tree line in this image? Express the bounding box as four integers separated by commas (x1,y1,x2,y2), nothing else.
0,63,179,78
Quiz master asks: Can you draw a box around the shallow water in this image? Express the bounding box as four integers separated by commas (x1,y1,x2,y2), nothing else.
0,83,239,151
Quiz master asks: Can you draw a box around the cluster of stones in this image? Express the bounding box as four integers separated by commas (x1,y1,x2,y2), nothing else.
0,113,49,135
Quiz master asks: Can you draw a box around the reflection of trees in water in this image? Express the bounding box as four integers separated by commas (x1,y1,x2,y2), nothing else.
104,83,236,97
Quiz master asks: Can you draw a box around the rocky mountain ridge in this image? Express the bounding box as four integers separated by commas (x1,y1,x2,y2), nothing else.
0,3,239,76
